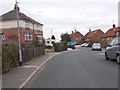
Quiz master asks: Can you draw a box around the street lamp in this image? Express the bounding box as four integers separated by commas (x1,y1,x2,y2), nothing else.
15,0,22,66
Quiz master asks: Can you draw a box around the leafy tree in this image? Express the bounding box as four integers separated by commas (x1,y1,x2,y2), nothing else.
61,33,71,42
51,35,55,40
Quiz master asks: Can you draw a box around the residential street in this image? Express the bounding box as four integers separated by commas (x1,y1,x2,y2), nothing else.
24,47,118,88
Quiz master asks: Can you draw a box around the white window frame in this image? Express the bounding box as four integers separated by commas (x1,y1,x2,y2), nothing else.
24,33,32,41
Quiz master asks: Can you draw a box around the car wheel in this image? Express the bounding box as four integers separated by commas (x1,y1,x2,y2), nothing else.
105,52,109,60
117,55,120,64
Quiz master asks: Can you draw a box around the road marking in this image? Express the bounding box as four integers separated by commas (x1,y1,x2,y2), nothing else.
19,54,59,88
18,65,38,68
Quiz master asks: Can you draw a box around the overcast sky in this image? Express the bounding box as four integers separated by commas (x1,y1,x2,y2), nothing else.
0,0,119,40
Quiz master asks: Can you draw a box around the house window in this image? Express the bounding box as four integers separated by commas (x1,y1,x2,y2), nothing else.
51,42,55,44
76,37,78,40
24,33,32,40
36,35,42,41
79,37,81,40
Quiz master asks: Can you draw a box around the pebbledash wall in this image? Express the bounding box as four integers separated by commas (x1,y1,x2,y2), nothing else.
0,19,43,46
0,20,42,30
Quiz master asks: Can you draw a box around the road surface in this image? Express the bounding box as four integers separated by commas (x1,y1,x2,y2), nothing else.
24,47,118,88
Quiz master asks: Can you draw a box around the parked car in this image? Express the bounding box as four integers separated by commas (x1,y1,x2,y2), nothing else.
84,43,89,47
92,43,102,51
67,42,76,49
105,37,120,64
80,43,89,47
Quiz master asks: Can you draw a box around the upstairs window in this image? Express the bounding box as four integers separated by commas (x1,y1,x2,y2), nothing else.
25,21,30,28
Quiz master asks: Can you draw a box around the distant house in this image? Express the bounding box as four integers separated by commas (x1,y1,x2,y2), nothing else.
45,38,60,47
85,29,104,43
102,24,120,44
0,4,43,47
70,30,84,44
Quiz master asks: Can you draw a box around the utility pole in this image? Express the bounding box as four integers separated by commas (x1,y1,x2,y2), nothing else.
51,30,52,38
15,0,22,66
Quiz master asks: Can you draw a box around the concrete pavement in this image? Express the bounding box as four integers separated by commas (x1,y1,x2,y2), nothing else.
2,53,57,88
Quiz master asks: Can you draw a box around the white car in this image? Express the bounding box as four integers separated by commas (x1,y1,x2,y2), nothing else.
92,43,102,51
84,43,89,47
80,43,89,47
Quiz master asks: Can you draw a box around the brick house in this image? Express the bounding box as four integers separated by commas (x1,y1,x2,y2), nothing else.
0,4,43,47
115,27,120,37
85,29,104,43
70,30,84,44
102,25,120,44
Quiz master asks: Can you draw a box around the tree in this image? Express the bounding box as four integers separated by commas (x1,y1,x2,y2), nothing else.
51,35,55,40
61,33,71,42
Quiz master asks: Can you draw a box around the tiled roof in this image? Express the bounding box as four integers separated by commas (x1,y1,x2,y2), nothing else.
71,31,84,37
102,27,120,38
86,29,104,38
0,9,43,26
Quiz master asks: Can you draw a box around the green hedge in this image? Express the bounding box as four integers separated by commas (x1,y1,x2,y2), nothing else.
2,44,18,74
53,41,67,52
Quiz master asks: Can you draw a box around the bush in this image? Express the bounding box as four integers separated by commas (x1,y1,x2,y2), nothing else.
53,43,61,52
2,44,18,74
53,41,67,52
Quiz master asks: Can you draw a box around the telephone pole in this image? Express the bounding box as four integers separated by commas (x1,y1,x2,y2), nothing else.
15,0,22,66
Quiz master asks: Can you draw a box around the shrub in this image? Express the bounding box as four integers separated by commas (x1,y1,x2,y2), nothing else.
53,41,67,52
53,43,61,52
2,44,18,74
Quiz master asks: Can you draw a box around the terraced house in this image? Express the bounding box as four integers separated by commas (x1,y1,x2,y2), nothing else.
0,4,43,47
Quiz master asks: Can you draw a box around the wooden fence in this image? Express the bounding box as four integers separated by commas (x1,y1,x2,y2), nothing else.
22,47,45,62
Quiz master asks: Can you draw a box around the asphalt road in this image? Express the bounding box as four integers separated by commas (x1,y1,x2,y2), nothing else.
24,47,118,88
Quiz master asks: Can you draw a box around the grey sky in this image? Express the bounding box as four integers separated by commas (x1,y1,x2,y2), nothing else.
0,0,119,40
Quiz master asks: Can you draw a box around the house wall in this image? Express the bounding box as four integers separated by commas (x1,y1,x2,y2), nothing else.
0,20,25,29
2,28,43,46
0,20,43,31
70,32,84,43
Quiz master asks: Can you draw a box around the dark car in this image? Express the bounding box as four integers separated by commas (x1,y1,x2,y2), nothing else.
105,37,120,64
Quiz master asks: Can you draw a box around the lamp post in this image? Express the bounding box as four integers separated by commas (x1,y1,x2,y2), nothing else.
15,0,22,66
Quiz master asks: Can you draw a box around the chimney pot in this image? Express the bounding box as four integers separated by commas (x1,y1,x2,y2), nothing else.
113,24,116,29
72,31,73,34
89,29,91,32
14,4,20,12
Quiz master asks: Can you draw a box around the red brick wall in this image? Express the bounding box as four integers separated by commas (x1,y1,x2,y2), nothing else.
70,32,84,43
2,28,43,46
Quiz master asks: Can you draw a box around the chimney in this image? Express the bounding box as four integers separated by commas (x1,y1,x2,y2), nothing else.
113,24,116,29
75,30,77,32
14,4,20,12
72,31,74,34
89,29,91,32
